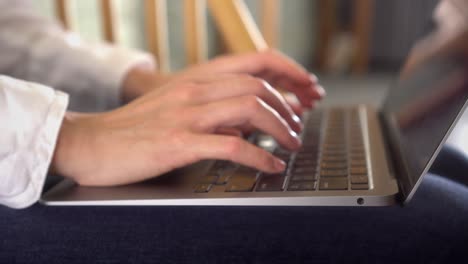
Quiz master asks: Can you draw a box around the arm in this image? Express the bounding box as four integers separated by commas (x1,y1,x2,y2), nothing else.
1,51,322,208
0,1,324,209
51,50,325,188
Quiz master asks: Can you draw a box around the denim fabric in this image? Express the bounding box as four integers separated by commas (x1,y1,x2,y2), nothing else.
2,147,468,264
1,172,468,264
431,145,468,187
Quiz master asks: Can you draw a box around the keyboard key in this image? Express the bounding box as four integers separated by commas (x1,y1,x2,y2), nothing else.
214,166,238,185
350,153,366,160
324,142,345,147
350,159,367,166
300,149,319,156
293,167,317,174
274,151,291,157
194,183,212,193
350,139,363,145
302,146,320,153
198,175,218,184
291,174,318,182
351,183,369,190
324,145,345,150
274,149,291,155
305,129,321,139
256,173,285,192
288,182,300,191
288,181,317,191
225,171,257,192
321,162,347,170
225,183,255,192
322,149,347,156
350,145,364,151
320,169,348,177
294,159,317,167
350,167,367,175
215,174,231,185
273,150,291,162
351,175,368,184
322,156,347,162
287,182,301,191
274,148,291,156
210,162,237,179
302,142,320,148
298,181,317,190
319,178,348,190
297,152,319,159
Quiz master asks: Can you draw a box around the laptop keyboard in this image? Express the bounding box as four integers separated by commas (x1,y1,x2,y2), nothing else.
194,107,370,193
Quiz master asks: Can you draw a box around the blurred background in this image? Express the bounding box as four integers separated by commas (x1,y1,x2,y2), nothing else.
32,0,439,74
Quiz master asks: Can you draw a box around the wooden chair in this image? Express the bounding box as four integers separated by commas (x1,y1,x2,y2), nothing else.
316,0,374,75
53,0,279,73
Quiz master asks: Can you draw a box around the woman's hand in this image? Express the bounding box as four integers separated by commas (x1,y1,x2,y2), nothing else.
122,50,325,113
52,74,302,186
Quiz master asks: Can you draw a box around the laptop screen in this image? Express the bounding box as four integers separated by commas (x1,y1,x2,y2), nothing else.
382,55,468,202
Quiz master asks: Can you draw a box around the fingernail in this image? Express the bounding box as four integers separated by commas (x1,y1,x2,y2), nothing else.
292,114,301,124
274,158,286,171
291,131,302,147
316,85,326,97
292,115,303,132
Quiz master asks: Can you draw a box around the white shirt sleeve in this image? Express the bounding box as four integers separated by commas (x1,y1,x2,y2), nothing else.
0,76,68,209
0,0,156,111
0,0,156,208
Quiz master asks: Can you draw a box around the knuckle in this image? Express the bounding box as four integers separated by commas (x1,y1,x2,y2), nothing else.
159,106,184,122
259,49,275,60
177,83,199,100
247,76,268,94
245,95,263,111
169,130,192,148
191,110,209,131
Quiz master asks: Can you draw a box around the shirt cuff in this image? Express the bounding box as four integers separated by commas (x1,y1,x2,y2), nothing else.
0,78,69,209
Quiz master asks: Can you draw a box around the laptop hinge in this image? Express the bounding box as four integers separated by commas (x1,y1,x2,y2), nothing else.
378,111,411,203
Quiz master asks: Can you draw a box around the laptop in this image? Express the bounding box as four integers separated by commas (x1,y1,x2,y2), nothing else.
41,53,468,207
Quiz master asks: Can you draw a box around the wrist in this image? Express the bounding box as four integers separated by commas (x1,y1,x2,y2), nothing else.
50,112,94,183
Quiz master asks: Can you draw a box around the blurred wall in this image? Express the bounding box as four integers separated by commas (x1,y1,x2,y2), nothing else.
370,0,439,71
31,0,317,71
31,0,439,73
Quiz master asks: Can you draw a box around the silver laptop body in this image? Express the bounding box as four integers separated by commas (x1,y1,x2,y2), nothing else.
41,55,468,207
